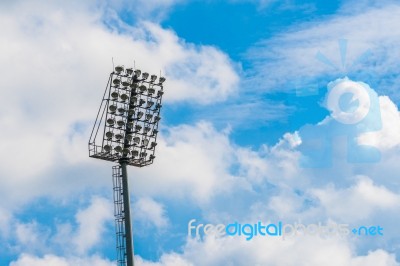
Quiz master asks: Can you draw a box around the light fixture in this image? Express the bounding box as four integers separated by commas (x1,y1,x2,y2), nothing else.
146,101,154,108
118,107,125,115
115,133,124,140
133,137,140,145
143,126,151,134
89,64,166,266
139,85,147,93
106,131,113,139
151,129,158,136
107,118,115,125
111,91,119,100
109,105,117,113
135,125,142,132
115,66,124,73
159,77,166,84
122,148,130,156
117,120,125,127
113,78,121,85
120,93,129,102
126,68,133,75
142,139,149,147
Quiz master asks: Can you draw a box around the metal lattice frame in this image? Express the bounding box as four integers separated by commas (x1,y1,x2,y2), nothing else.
89,67,164,167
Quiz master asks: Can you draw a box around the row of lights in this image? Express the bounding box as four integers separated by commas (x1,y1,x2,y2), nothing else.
114,66,166,85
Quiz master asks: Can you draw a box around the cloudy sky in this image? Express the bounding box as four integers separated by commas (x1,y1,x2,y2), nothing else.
1,0,400,265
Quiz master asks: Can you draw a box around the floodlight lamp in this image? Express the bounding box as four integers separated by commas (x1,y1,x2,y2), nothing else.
137,112,144,119
142,72,149,80
131,96,138,104
142,139,149,147
107,118,115,125
130,83,138,89
150,154,156,160
104,145,111,152
133,137,140,144
150,75,157,82
117,120,125,127
159,76,166,84
157,90,164,98
111,91,119,100
115,146,123,153
128,109,135,116
146,101,154,108
117,107,125,115
145,114,153,121
113,78,121,85
115,133,124,140
150,142,157,149
135,125,142,132
120,93,129,102
140,152,147,158
139,99,145,106
154,116,161,123
134,69,141,77
143,127,151,134
148,88,155,95
132,150,139,157
127,122,134,129
155,103,161,111
139,85,147,93
122,80,130,87
122,148,130,156
106,131,113,139
126,133,133,140
151,129,158,136
109,105,117,113
126,68,133,75
115,66,124,73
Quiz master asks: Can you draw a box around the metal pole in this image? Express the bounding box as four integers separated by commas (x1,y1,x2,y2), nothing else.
120,160,134,266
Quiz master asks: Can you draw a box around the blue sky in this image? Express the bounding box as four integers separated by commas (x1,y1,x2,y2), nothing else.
1,0,400,265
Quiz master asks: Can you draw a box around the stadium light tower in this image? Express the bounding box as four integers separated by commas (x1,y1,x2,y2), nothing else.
89,65,165,266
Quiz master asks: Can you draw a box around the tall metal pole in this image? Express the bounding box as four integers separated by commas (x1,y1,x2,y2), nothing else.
120,160,134,266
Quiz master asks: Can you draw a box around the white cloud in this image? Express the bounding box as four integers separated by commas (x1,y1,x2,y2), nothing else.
0,0,238,207
134,197,169,229
139,236,399,266
72,197,113,254
312,176,400,222
10,253,114,266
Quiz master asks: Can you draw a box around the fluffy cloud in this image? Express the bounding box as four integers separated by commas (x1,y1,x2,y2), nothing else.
10,254,114,266
134,197,169,229
0,0,238,207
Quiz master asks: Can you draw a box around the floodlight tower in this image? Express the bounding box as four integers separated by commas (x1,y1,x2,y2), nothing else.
89,65,165,266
